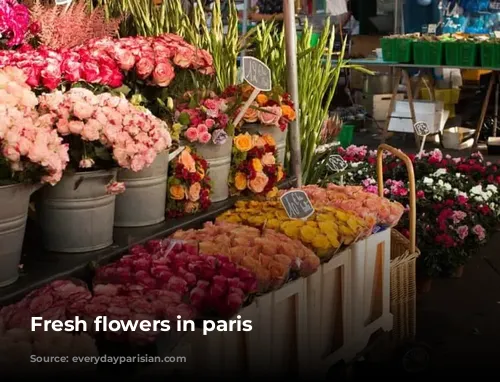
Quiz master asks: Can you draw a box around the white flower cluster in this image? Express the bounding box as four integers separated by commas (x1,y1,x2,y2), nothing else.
469,185,499,214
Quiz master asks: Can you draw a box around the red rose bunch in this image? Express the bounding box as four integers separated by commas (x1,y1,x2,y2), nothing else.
83,33,214,87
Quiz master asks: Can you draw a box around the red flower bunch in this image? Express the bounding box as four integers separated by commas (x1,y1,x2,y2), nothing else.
84,33,214,87
0,44,124,90
167,148,211,218
231,133,285,196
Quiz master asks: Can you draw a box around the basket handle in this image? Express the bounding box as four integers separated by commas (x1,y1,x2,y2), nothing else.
376,144,416,253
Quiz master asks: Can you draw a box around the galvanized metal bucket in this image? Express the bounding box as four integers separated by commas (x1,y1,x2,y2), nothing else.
0,183,37,287
194,139,232,203
243,124,287,166
36,169,116,253
114,151,169,227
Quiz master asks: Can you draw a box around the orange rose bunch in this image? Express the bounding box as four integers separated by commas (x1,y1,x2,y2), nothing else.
230,133,284,197
167,148,211,217
171,221,320,292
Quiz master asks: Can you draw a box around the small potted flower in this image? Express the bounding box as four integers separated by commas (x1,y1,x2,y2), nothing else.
0,67,69,286
173,92,234,202
224,84,296,166
35,88,172,253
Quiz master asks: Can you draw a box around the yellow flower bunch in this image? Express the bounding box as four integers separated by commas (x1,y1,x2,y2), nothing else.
217,200,367,257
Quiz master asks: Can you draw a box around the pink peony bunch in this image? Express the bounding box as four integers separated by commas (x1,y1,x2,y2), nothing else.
0,0,30,47
83,33,214,87
0,45,124,90
0,67,69,185
37,88,172,172
177,97,230,145
93,239,257,319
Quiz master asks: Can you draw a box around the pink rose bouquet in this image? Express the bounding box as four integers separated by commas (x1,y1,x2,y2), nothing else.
0,67,69,185
175,95,233,145
37,88,172,177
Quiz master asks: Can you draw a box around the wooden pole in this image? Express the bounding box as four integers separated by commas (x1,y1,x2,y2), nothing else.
284,0,302,187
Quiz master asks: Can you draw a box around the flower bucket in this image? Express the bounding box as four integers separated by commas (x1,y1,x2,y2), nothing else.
0,183,38,287
114,152,169,227
242,124,287,166
36,170,117,253
194,139,232,203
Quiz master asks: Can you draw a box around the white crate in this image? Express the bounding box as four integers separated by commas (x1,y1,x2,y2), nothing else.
348,229,393,357
306,249,352,375
186,278,309,376
360,93,404,121
389,100,449,134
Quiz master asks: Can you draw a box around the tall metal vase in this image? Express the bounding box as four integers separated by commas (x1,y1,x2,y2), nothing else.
0,183,38,287
194,139,233,203
36,170,116,253
114,152,169,227
242,124,287,166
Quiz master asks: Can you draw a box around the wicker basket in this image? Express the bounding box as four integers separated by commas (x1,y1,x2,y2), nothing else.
377,144,420,342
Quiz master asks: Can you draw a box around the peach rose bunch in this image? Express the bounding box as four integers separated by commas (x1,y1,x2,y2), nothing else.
223,84,296,132
0,67,69,185
230,132,284,197
167,147,211,218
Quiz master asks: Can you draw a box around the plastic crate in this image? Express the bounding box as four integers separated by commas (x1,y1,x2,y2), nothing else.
381,38,413,63
445,41,478,67
480,42,500,68
420,88,460,104
413,40,444,65
297,32,320,47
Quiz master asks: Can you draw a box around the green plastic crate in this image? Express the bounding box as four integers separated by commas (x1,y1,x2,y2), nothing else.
480,43,500,68
339,124,355,148
413,40,444,65
445,41,478,67
297,32,320,47
381,38,413,63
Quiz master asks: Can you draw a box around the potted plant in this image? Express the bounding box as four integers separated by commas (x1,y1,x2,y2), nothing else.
0,67,69,285
173,91,234,202
35,88,172,252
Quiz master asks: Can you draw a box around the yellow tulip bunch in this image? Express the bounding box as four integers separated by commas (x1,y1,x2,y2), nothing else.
217,200,368,257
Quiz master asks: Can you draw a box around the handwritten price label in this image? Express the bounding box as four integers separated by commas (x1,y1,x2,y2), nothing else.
280,190,315,220
414,121,430,137
242,57,272,91
327,155,348,172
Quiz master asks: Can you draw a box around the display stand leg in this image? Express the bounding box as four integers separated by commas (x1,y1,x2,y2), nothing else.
472,72,496,149
402,70,419,149
381,68,402,143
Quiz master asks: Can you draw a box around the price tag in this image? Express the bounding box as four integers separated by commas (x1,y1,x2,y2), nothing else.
233,57,272,126
414,121,430,155
414,121,430,137
427,24,437,34
242,56,272,91
327,155,348,172
280,190,315,220
55,0,72,5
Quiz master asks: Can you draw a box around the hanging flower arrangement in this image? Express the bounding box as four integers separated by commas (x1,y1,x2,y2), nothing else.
167,147,211,218
229,132,285,197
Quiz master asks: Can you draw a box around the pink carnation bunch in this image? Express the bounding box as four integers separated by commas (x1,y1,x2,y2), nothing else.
37,88,172,172
0,0,30,47
0,67,69,185
83,33,214,87
177,97,230,145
